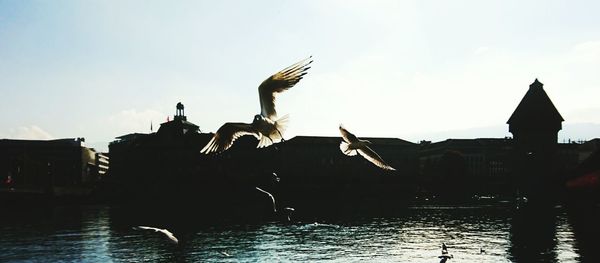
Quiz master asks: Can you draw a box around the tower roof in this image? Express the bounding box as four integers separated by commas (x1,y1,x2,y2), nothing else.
507,79,564,132
157,102,199,136
157,118,199,136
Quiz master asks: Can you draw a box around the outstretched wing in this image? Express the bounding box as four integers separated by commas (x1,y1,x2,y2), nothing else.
136,226,158,231
200,122,259,154
258,57,313,120
357,146,396,171
339,124,359,143
159,229,179,244
135,226,178,244
255,187,277,213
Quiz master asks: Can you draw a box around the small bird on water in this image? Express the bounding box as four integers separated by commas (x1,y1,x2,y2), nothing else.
439,242,453,263
201,57,313,154
338,125,396,170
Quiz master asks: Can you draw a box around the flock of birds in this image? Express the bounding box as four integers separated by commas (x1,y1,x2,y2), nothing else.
200,56,396,171
132,58,496,262
135,57,397,247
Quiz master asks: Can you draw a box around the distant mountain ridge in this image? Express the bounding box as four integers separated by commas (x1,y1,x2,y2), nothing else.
406,122,600,143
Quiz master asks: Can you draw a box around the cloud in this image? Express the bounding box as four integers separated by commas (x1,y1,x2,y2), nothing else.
2,126,54,140
571,40,600,62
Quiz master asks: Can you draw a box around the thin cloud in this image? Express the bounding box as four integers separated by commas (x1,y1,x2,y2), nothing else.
2,126,54,140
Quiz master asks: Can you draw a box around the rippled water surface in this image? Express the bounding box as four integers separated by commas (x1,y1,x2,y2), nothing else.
0,205,596,262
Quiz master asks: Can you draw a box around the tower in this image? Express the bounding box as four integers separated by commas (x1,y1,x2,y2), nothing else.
508,79,564,154
157,102,199,136
175,102,186,121
507,79,564,203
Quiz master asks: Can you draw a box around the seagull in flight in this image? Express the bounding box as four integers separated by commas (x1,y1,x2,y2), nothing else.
134,226,179,244
255,186,277,213
201,57,313,154
339,125,396,170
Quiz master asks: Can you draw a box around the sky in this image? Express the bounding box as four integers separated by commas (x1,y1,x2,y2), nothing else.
1,0,599,151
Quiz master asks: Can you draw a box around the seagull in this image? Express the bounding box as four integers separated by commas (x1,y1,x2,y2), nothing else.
255,186,277,213
438,243,453,263
271,172,281,183
200,57,313,154
338,125,396,170
283,207,295,222
133,226,179,244
438,254,453,263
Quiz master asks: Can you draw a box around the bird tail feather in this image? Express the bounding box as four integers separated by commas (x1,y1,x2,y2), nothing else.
256,115,289,148
257,135,271,148
340,142,357,156
272,114,289,142
275,114,289,135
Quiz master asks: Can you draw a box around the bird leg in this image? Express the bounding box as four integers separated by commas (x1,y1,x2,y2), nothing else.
267,136,279,150
276,128,285,142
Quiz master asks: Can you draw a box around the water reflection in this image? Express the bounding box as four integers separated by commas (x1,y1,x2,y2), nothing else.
508,207,558,263
566,203,600,263
0,205,593,262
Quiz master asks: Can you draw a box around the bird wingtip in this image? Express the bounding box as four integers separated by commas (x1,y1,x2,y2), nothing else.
303,56,314,65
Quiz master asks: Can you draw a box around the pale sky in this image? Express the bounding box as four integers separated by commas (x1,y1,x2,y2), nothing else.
1,0,599,151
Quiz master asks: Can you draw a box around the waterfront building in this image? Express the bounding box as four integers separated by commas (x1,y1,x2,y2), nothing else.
108,79,593,208
276,136,419,209
108,102,214,201
418,138,513,198
0,138,108,197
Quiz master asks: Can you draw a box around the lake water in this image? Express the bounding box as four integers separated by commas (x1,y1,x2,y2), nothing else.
0,205,597,262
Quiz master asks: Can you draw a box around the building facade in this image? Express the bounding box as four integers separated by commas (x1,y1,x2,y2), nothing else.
0,138,108,197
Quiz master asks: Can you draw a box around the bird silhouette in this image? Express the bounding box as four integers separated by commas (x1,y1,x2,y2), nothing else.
201,57,313,154
438,243,453,262
133,226,179,244
338,125,396,170
439,254,453,263
283,207,295,221
255,186,277,213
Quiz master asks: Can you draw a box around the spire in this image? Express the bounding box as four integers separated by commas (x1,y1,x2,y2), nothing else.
507,79,564,132
529,78,543,90
175,102,186,121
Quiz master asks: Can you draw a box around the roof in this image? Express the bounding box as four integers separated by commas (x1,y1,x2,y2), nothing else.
0,138,84,147
422,138,512,150
157,119,200,136
285,135,416,146
115,133,150,141
507,79,564,132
